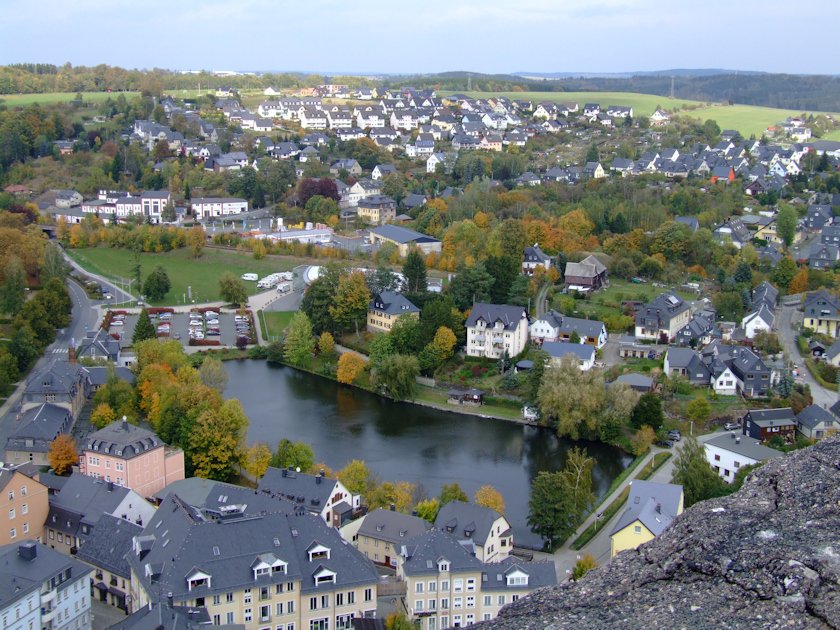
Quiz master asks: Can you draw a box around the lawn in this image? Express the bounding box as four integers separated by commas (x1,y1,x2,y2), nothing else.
261,311,296,341
559,278,696,321
66,247,299,305
679,104,818,138
0,92,139,107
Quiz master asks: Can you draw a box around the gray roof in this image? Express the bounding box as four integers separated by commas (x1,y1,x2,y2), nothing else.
49,473,139,539
466,303,527,330
434,501,506,547
523,244,551,264
154,477,239,506
369,291,420,316
564,255,606,279
797,404,837,431
127,494,378,603
76,513,142,579
615,373,653,389
24,358,87,397
77,329,120,361
611,480,683,537
86,366,135,387
666,347,702,369
636,292,690,329
7,403,71,444
108,600,216,630
745,407,797,427
370,224,440,245
357,508,431,545
85,419,162,460
705,433,785,462
542,342,595,363
0,541,92,610
257,467,338,513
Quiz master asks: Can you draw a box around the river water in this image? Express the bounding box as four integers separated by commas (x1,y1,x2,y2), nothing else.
224,360,631,549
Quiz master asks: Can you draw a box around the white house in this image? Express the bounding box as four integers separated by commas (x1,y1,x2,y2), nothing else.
465,303,529,359
740,305,774,339
258,467,359,527
191,197,248,220
522,243,552,275
704,433,783,483
542,341,596,371
712,365,741,396
529,310,608,348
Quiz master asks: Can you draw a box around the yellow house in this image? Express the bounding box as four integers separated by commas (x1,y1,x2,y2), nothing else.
367,291,420,333
803,290,840,338
610,480,684,558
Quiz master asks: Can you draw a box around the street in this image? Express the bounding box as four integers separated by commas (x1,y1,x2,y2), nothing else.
776,303,834,408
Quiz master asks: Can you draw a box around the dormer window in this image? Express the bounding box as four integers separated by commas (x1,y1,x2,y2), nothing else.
313,567,336,585
438,561,449,572
187,570,212,591
506,571,529,587
307,543,331,561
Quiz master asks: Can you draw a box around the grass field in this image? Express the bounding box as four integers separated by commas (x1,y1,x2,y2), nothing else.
0,92,139,107
560,278,697,322
66,247,299,305
262,311,295,341
679,104,812,138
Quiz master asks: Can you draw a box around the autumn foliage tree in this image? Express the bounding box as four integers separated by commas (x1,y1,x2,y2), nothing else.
474,485,505,515
49,434,78,475
90,402,117,430
244,443,273,479
337,352,366,384
788,267,809,295
187,224,205,257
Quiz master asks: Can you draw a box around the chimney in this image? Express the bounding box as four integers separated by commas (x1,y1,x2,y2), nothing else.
18,542,37,561
655,503,661,514
281,469,287,477
122,415,129,431
107,481,114,491
315,474,321,485
736,436,741,444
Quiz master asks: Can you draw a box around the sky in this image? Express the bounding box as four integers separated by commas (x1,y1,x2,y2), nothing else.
2,0,838,76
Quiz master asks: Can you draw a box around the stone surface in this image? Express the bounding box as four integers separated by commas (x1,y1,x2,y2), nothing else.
483,435,840,629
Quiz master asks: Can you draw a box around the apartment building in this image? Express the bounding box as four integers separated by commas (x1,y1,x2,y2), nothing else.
465,304,529,359
0,464,49,546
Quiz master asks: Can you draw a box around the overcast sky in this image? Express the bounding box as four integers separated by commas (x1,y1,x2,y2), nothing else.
2,0,837,76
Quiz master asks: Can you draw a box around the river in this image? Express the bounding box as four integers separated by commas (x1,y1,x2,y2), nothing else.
224,359,632,549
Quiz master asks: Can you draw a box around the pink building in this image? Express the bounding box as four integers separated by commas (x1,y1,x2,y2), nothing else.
79,418,184,499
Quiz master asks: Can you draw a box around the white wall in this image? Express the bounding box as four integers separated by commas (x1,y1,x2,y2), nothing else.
704,442,759,483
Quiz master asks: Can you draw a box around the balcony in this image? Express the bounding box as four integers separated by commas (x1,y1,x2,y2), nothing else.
41,589,57,604
41,605,59,623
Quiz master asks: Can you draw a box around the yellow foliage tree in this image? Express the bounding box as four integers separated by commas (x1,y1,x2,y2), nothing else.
337,352,366,384
49,435,78,476
90,402,116,429
308,462,335,478
244,443,273,479
187,224,205,258
318,331,336,356
788,267,809,295
630,425,657,456
431,326,457,359
474,485,505,515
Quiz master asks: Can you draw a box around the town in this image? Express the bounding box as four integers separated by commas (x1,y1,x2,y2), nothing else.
1,34,840,630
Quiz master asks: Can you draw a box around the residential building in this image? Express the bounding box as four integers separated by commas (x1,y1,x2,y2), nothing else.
809,241,839,270
368,225,442,257
796,404,837,440
614,373,654,392
662,348,711,386
258,467,359,527
521,244,552,275
371,164,397,180
191,197,248,220
127,494,379,628
563,255,608,291
357,195,397,225
347,508,431,568
610,480,683,557
713,217,751,248
740,304,775,339
465,304,529,360
5,403,73,466
703,342,775,397
367,291,420,333
634,293,691,342
45,473,155,554
805,204,833,231
803,290,840,338
0,541,92,630
397,530,556,629
20,359,89,417
75,513,141,611
330,159,362,176
434,501,512,563
0,464,49,546
542,342,596,371
79,417,185,499
76,329,121,363
742,408,797,443
529,310,608,348
704,433,783,483
140,191,172,224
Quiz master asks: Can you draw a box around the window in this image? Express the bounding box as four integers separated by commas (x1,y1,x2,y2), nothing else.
275,584,284,595
454,597,463,609
9,528,15,539
260,605,271,622
415,582,424,593
428,581,436,592
415,600,424,612
20,486,26,497
335,593,343,607
212,595,220,605
244,589,252,604
466,596,475,608
336,614,354,630
260,586,271,601
244,609,252,623
734,461,741,469
364,588,372,602
310,597,318,611
288,601,295,614
634,525,642,534
226,593,234,603
22,523,28,534
309,619,328,630
116,463,124,471
213,615,220,625
347,592,354,605
441,580,449,591
483,596,492,606
8,509,14,520
276,603,284,616
466,579,475,592
21,504,27,515
714,454,721,461
226,612,235,625
454,579,463,593
497,595,505,606
428,599,436,610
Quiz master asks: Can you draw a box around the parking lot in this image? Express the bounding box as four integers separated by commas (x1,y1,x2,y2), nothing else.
106,310,253,348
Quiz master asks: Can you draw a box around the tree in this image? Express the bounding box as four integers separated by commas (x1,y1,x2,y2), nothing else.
329,272,370,333
368,333,395,363
671,436,730,507
585,144,600,163
771,256,797,291
337,352,366,384
685,396,711,425
270,439,315,471
48,434,77,475
439,482,468,505
538,359,605,439
630,393,664,431
301,264,343,335
776,204,798,248
389,316,424,355
629,425,657,455
90,402,117,430
219,272,248,306
474,485,505,515
0,256,26,316
143,266,171,301
199,356,228,393
187,399,249,480
713,290,746,322
385,612,413,630
367,481,416,512
788,268,809,295
370,354,419,401
244,443,273,479
187,224,205,257
402,249,428,293
318,331,336,356
42,243,69,282
414,498,441,522
447,263,494,311
572,554,598,581
337,459,374,497
733,261,752,285
132,308,157,344
284,311,316,365
366,266,401,295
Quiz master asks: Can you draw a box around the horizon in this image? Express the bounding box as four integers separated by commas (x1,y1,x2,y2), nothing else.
1,1,838,76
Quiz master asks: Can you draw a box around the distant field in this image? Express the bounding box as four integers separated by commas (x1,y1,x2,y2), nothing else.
67,247,298,305
678,104,811,138
0,91,139,107
823,129,840,141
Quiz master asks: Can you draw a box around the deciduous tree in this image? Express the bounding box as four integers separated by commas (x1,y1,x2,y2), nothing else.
776,204,798,248
630,392,664,431
318,331,336,356
337,352,366,384
572,554,598,581
90,403,117,430
218,272,248,306
0,256,26,316
367,480,416,512
270,438,315,471
414,498,441,522
370,354,419,401
672,437,731,506
474,485,505,515
329,271,370,333
685,396,711,425
49,434,78,476
199,356,228,393
337,459,375,497
440,482,468,505
244,443,273,479
187,225,205,257
187,399,248,480
629,425,657,455
284,311,316,365
538,359,605,439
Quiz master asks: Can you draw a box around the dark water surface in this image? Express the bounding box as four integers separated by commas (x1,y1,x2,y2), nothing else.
225,360,631,548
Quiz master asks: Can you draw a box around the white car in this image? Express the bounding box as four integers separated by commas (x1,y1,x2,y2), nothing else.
191,332,205,340
204,311,219,319
206,318,220,326
110,320,123,326
159,312,172,321
189,320,203,328
241,273,258,281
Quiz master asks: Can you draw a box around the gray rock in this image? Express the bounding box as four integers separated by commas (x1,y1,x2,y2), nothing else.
482,435,840,629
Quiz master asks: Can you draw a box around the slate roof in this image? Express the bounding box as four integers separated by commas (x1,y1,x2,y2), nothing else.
77,329,121,361
796,404,837,431
611,480,682,538
48,473,142,539
75,513,142,579
257,467,337,513
804,290,840,318
564,254,607,279
615,373,653,390
744,408,797,427
24,359,87,397
523,244,551,264
752,282,778,310
369,224,440,245
108,600,214,630
8,403,71,443
357,508,431,545
465,303,528,331
705,433,785,462
0,542,92,610
85,366,135,388
434,501,506,548
635,293,690,330
542,342,596,363
84,419,162,460
369,291,420,316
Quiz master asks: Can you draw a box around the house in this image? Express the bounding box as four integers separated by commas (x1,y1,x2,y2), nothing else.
710,166,735,184
809,242,839,270
803,290,840,338
75,513,141,611
825,339,840,366
563,255,608,291
397,529,556,629
330,159,362,176
0,542,93,630
583,161,606,179
433,501,512,563
20,359,89,417
635,293,691,342
529,310,608,348
45,473,155,554
522,243,552,275
714,217,751,249
742,408,797,443
674,312,717,347
126,494,379,625
703,342,775,397
704,432,783,483
541,342,596,371
0,464,49,546
191,197,248,220
610,480,683,558
752,281,778,311
76,329,121,363
368,225,442,257
257,467,359,527
615,373,654,392
465,303,529,359
427,152,455,174
649,108,671,126
79,417,185,499
5,403,74,467
367,291,420,333
663,348,711,386
740,304,775,339
796,404,837,441
371,164,397,180
805,205,833,231
346,508,431,568
356,195,397,225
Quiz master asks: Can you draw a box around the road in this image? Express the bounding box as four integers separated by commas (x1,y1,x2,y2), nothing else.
62,248,135,306
776,303,834,408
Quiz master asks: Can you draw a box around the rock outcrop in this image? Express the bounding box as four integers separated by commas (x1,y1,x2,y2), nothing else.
484,435,840,629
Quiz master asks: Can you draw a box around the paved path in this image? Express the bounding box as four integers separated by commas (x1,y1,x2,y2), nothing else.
777,303,834,408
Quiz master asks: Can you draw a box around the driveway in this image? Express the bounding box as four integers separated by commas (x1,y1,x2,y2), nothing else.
777,304,834,408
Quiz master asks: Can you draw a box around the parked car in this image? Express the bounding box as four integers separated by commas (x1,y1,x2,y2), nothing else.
204,311,219,319
667,430,681,441
110,320,123,326
102,293,112,300
724,422,740,431
206,318,220,326
159,312,172,321
656,440,673,448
